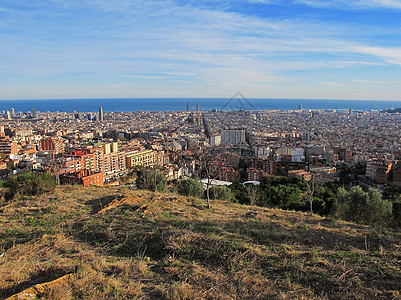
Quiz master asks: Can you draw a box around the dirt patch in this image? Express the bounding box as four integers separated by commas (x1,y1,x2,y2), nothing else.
5,273,73,300
136,204,153,214
97,194,145,214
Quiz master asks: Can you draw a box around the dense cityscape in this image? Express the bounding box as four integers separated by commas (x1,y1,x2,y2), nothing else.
3,0,401,298
1,103,401,192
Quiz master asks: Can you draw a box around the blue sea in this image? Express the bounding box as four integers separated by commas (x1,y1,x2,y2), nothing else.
0,98,400,113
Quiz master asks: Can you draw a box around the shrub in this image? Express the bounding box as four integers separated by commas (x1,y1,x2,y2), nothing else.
229,182,250,204
176,178,203,198
335,186,392,227
136,169,167,192
393,202,401,227
3,172,56,201
209,186,232,201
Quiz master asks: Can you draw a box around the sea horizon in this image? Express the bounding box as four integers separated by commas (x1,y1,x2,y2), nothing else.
1,98,401,113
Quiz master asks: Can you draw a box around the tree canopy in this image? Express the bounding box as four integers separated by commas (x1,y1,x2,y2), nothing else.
335,186,392,227
176,178,204,198
3,172,56,201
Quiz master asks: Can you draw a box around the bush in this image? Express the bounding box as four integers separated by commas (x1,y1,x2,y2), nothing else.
229,182,250,204
209,186,232,201
176,179,203,198
393,202,401,227
3,172,56,201
136,169,167,192
335,186,392,227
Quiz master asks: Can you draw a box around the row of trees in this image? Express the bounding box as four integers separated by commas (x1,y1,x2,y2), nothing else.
135,169,398,227
0,168,396,228
135,170,232,202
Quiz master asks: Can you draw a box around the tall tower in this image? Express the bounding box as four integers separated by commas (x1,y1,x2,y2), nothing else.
196,102,199,112
186,102,189,112
99,106,104,122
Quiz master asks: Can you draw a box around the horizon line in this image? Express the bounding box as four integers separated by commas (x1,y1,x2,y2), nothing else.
1,97,401,102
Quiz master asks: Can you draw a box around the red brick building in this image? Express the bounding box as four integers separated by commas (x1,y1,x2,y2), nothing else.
208,159,239,182
247,168,264,181
41,137,65,154
60,169,104,187
250,157,277,175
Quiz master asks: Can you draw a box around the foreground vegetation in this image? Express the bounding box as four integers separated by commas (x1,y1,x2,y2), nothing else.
1,185,401,299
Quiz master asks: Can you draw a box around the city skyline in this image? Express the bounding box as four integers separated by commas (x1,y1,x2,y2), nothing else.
2,1,401,100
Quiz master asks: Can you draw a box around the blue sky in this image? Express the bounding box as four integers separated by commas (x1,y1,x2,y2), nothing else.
2,0,401,100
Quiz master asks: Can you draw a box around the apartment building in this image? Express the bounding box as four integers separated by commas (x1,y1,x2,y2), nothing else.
41,137,65,154
126,149,156,168
0,134,18,155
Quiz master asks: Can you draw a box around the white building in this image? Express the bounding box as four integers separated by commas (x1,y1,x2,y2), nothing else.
221,129,246,146
210,135,221,147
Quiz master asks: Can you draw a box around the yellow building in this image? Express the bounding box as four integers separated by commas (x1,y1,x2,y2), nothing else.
126,149,156,168
104,142,118,155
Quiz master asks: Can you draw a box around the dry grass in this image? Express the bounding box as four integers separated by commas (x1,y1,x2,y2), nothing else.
1,185,401,299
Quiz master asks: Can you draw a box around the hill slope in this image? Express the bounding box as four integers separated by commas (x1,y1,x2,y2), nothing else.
1,186,401,299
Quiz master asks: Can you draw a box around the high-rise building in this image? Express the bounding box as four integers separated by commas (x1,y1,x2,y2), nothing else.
210,135,221,147
0,134,18,155
186,102,189,112
99,106,104,122
126,149,156,168
221,129,246,145
196,102,199,111
32,108,37,118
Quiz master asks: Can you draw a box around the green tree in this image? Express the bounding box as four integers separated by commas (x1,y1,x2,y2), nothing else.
383,183,401,202
335,186,392,227
176,178,204,198
230,181,251,204
209,185,232,201
258,176,306,210
3,172,56,201
312,185,337,216
393,202,401,227
136,169,167,192
338,163,353,184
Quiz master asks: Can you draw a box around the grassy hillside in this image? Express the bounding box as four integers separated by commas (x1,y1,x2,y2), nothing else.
1,186,401,299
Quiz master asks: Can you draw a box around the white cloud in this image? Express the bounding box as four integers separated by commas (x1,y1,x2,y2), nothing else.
350,46,401,65
296,0,401,9
1,0,401,99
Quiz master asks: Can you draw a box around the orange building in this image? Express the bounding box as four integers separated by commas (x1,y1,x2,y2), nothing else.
0,135,18,155
41,137,65,154
67,150,97,172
